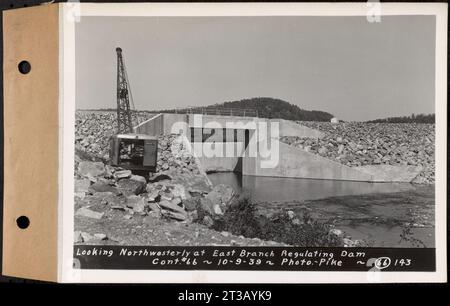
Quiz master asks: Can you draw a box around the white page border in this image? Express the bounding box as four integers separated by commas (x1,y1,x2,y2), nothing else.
59,2,447,283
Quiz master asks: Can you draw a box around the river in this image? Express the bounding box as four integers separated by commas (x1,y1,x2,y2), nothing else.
207,172,435,247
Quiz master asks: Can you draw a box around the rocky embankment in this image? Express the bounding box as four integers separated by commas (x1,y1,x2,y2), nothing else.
281,122,434,184
74,130,286,246
75,111,156,160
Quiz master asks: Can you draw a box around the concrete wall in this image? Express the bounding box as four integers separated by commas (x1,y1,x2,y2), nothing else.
243,142,373,182
163,113,189,135
274,119,324,138
134,113,189,136
135,113,377,181
354,165,423,183
191,142,245,173
135,114,325,139
134,113,164,136
196,156,240,172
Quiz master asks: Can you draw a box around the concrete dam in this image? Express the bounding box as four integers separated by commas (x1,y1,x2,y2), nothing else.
134,113,421,183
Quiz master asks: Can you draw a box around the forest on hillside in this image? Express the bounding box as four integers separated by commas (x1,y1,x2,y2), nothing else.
160,97,334,122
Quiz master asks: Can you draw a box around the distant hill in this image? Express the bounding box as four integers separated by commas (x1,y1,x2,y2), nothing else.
367,113,435,124
160,97,334,122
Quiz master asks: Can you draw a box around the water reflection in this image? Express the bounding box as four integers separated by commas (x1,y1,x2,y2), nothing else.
207,172,415,202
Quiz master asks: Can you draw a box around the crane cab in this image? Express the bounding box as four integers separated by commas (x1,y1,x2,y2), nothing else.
109,134,158,172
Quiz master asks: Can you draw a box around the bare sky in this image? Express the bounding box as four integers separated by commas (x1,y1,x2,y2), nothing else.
75,15,435,121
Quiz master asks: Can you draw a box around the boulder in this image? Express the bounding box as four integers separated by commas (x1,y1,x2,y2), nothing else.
130,175,147,184
162,210,187,221
183,197,200,212
81,192,118,207
286,210,295,219
205,184,235,213
117,178,146,195
146,190,160,202
75,179,91,193
201,215,214,227
329,229,343,237
213,204,223,215
158,200,185,215
171,184,188,200
198,197,215,217
126,195,146,213
160,191,174,201
171,197,182,206
187,210,198,222
147,202,161,214
104,165,115,178
148,173,172,183
80,232,94,242
78,161,105,178
75,207,104,219
74,231,83,243
88,181,119,194
94,233,107,240
114,169,132,179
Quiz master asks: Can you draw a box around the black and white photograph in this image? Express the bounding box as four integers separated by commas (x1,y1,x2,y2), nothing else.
64,3,446,282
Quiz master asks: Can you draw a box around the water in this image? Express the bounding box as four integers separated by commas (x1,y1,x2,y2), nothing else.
207,172,434,247
207,172,415,202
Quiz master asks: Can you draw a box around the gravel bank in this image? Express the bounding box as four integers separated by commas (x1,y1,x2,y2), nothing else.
280,122,434,184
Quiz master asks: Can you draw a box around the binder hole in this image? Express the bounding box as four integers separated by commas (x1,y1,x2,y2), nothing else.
16,216,30,229
18,61,31,74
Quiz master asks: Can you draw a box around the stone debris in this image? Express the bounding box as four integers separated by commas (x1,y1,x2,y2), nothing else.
205,184,235,214
78,161,105,178
158,200,186,215
114,170,132,179
183,197,200,212
74,231,84,243
117,178,146,196
162,210,187,221
130,174,147,184
75,111,155,159
75,207,104,219
80,232,94,243
126,195,146,213
329,229,343,237
287,210,295,219
146,190,160,202
74,231,108,243
281,122,435,184
147,202,161,214
201,215,215,227
94,233,108,240
88,181,119,194
75,178,91,193
148,173,172,183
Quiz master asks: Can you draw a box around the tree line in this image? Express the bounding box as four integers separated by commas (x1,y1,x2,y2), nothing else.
367,113,435,124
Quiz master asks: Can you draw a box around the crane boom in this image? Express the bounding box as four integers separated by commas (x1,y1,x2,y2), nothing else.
116,47,133,134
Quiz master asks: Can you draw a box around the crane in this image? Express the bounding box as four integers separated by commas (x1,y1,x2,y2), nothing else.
109,47,158,174
115,47,134,134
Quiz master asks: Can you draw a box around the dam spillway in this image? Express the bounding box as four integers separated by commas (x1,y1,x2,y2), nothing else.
134,113,422,183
